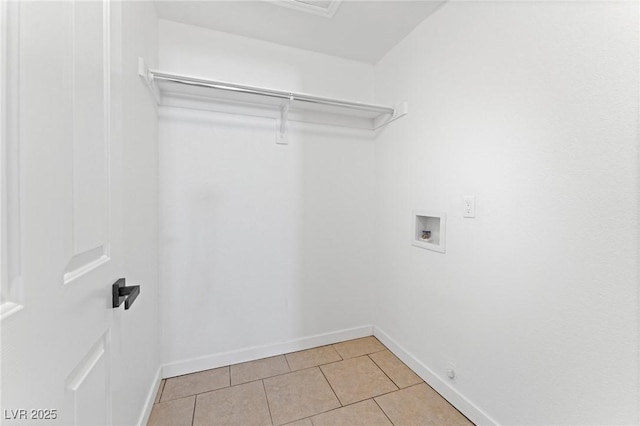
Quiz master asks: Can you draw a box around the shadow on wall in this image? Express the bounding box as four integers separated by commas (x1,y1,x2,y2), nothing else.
291,122,376,338
159,106,377,363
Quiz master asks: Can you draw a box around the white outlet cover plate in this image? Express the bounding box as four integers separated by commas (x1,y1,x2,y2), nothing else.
463,196,475,218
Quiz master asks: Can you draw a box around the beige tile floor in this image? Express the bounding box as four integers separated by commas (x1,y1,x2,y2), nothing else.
147,336,474,426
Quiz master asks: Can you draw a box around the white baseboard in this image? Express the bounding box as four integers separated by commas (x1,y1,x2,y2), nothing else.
137,366,162,426
162,325,373,378
373,326,498,426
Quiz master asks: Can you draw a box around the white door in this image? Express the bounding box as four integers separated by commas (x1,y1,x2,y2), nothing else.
1,1,126,424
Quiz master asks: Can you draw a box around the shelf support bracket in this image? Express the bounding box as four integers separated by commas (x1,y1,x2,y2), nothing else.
138,57,161,105
373,100,409,130
277,95,294,145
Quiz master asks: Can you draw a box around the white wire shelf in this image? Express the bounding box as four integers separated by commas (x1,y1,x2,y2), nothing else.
138,58,407,144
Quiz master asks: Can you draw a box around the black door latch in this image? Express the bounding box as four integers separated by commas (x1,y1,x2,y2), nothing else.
112,278,140,310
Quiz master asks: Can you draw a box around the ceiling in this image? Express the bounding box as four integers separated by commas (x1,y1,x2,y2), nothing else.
153,0,446,64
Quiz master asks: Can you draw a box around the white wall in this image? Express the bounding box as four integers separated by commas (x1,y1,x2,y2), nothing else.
158,20,376,371
158,20,374,103
373,2,639,425
116,2,161,425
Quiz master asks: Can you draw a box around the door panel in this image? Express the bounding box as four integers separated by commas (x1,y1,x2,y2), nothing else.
64,332,111,426
1,1,123,424
65,0,111,283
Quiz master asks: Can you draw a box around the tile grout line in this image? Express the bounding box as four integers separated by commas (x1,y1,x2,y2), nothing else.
286,345,343,372
304,355,344,370
156,371,233,403
416,381,476,424
374,381,475,425
333,336,386,359
225,359,342,389
329,343,345,362
190,394,196,426
373,384,415,401
153,394,197,405
372,397,396,426
262,364,348,424
157,350,403,403
367,353,401,391
157,379,165,403
167,352,361,402
310,348,402,411
309,397,378,418
295,396,398,426
246,350,348,424
317,365,344,407
283,353,292,373
261,379,275,426
334,348,387,361
230,355,291,387
372,349,424,385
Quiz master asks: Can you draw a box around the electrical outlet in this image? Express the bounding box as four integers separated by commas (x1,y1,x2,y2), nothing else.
463,196,475,218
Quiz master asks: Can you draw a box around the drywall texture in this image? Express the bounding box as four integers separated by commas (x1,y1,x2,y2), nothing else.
373,2,639,425
158,21,376,366
158,20,374,102
115,2,161,425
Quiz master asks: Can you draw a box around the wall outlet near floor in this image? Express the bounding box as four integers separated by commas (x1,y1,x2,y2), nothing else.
463,196,476,218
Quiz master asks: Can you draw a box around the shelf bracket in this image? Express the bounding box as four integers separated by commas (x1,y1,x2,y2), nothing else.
277,95,294,145
373,100,409,130
138,57,161,105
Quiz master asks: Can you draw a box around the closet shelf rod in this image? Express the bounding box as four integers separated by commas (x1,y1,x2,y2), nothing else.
149,70,396,115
